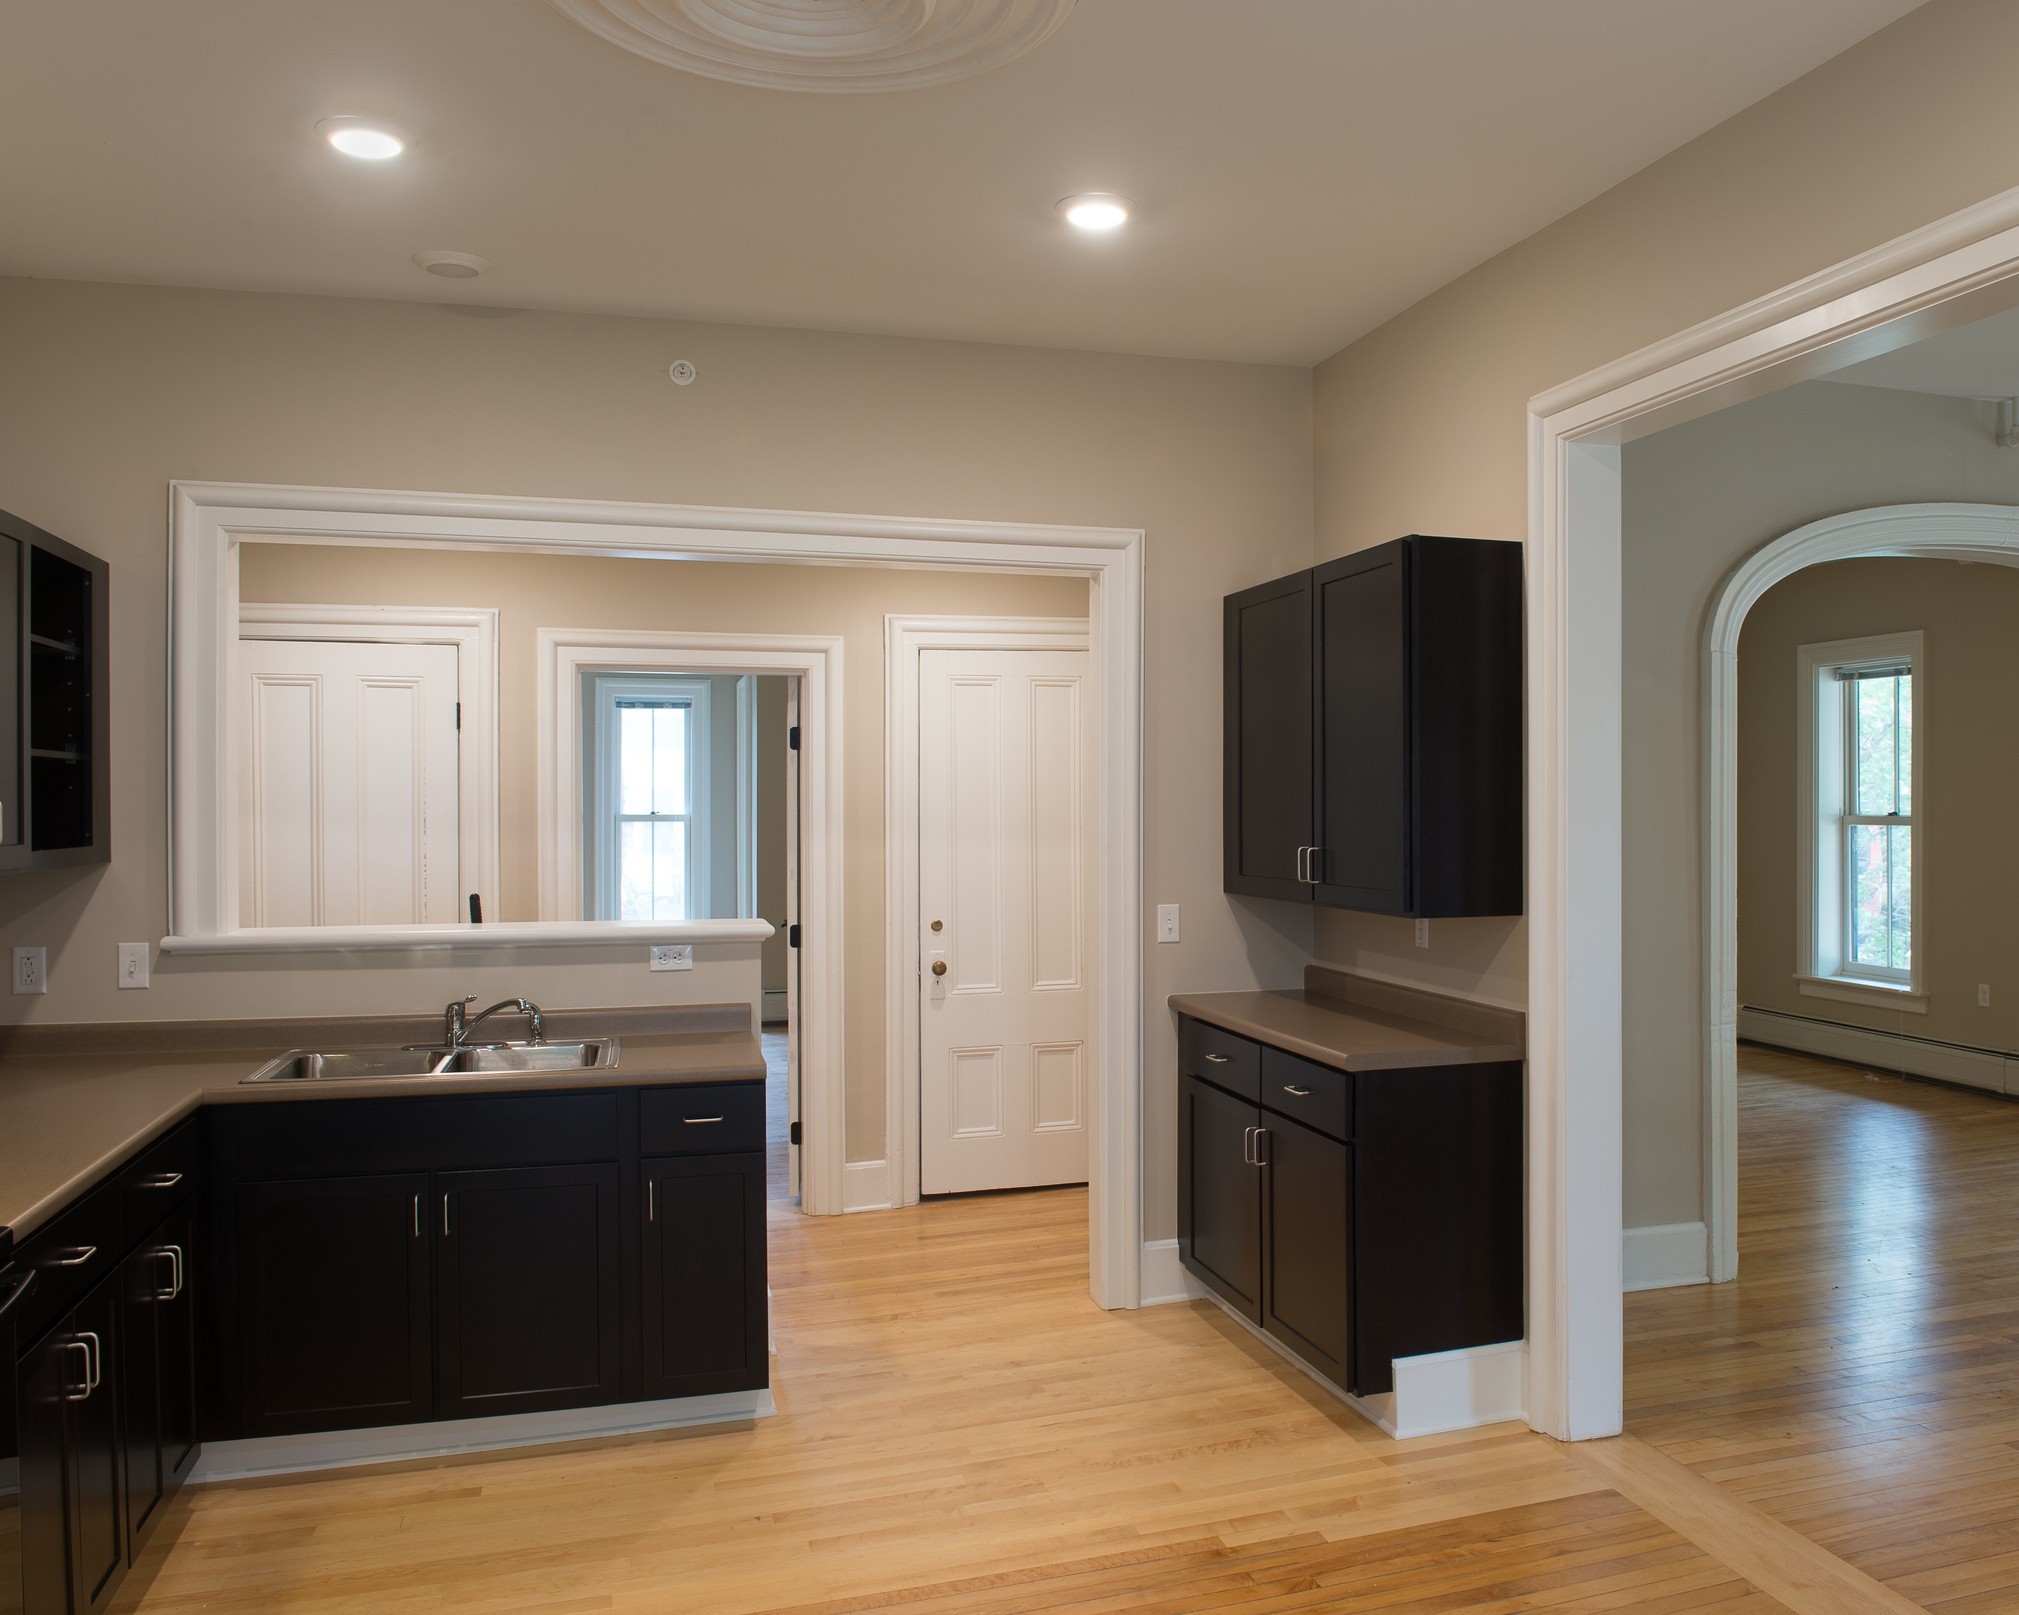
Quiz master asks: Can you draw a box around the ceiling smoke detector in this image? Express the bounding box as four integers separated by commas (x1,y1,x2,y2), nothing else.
316,116,410,160
415,251,489,279
548,0,1076,93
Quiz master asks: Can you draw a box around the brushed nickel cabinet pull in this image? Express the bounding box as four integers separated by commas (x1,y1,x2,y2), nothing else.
1282,1084,1311,1097
47,1246,96,1268
442,1193,451,1238
684,1116,725,1125
61,1338,92,1401
1204,1054,1230,1064
1253,1127,1271,1167
138,1171,184,1189
648,1180,656,1222
412,1194,421,1239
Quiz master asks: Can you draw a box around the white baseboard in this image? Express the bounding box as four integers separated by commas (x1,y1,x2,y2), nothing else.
1623,1221,1709,1292
189,1389,775,1484
761,990,788,1025
1139,1238,1203,1306
841,1158,893,1212
1189,1284,1525,1438
1739,1006,2008,1094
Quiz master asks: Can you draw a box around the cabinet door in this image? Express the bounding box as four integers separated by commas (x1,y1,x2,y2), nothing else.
17,1317,73,1615
436,1165,622,1418
1223,572,1314,902
641,1154,766,1399
237,1174,432,1436
63,1279,124,1615
117,1239,167,1551
156,1207,200,1494
1177,1076,1263,1322
1313,543,1411,915
1258,1113,1352,1388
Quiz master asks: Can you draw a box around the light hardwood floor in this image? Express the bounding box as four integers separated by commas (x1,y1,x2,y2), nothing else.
93,1042,1996,1614
1628,1042,2019,1615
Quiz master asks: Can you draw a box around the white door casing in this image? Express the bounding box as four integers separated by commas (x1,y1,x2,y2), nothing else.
785,678,803,1201
918,646,1092,1195
239,638,462,927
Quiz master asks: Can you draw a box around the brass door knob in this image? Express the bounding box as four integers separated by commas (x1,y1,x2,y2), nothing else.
931,960,948,977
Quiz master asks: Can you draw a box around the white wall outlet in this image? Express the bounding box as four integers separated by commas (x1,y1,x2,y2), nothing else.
650,944,695,972
12,946,46,995
118,942,151,989
1156,904,1181,943
1414,919,1431,949
1980,983,1992,1008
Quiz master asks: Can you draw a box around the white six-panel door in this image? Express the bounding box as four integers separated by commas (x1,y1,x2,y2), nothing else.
240,638,463,927
918,647,1091,1195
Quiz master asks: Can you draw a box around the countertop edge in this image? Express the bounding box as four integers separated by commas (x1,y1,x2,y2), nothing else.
1169,991,1526,1071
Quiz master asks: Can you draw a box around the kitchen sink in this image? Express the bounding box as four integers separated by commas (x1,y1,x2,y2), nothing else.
241,1039,620,1084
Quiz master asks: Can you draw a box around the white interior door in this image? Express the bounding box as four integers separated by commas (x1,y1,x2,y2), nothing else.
240,638,462,927
918,647,1091,1195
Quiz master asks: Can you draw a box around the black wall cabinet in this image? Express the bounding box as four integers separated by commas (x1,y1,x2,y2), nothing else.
1224,535,1522,918
0,506,110,873
1176,1016,1521,1398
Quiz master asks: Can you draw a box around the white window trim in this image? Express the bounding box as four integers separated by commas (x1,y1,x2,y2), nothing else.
584,674,712,923
1794,630,1925,1011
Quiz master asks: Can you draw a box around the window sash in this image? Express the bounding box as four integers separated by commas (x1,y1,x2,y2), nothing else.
1834,660,1913,985
584,676,710,923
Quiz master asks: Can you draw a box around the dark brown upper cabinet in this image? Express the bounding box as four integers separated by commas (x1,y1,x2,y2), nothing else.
1224,536,1522,919
0,506,110,873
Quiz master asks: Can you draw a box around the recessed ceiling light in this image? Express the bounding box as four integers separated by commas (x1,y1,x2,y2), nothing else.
1058,193,1131,231
414,251,489,279
317,116,410,160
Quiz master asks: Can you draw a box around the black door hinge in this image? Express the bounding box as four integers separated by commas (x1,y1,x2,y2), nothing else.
788,923,800,948
788,725,800,751
454,702,462,731
789,1120,801,1146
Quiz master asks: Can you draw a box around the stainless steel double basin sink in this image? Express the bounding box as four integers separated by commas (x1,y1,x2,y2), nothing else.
241,1040,620,1084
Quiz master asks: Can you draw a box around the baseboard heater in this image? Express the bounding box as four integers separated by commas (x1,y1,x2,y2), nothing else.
1739,1006,2018,1098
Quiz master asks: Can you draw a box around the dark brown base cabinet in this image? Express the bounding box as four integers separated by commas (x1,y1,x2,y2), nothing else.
1177,1016,1521,1399
7,1083,766,1615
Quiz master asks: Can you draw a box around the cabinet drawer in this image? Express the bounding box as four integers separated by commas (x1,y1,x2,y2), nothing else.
15,1182,120,1347
1180,1018,1260,1101
1260,1047,1350,1142
640,1085,765,1154
121,1120,198,1245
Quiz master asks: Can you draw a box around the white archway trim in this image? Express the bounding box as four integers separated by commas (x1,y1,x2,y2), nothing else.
1702,502,2019,1284
1527,181,2019,1443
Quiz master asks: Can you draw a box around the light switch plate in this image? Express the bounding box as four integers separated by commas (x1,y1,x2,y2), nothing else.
650,944,695,972
118,943,150,989
13,946,46,995
1156,904,1180,943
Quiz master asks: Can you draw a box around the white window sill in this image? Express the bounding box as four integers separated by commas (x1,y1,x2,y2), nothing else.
1796,974,1928,1014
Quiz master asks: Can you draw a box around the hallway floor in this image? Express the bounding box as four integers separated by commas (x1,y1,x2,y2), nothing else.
1627,1042,2019,1614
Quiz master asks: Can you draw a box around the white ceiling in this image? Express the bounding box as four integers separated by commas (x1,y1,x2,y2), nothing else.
0,0,1925,365
1823,303,2019,399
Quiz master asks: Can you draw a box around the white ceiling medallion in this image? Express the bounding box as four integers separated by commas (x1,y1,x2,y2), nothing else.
549,0,1076,93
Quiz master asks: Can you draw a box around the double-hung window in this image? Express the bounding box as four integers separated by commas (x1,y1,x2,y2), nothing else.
583,674,712,922
1796,632,1923,1007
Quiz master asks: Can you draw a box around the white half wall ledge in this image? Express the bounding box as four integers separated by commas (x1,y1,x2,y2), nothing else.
158,919,774,955
1623,1222,1710,1292
188,1388,774,1483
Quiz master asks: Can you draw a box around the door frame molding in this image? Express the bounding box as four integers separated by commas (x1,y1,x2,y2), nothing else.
238,601,502,922
1528,182,2019,1440
884,614,1094,1210
170,483,1145,1309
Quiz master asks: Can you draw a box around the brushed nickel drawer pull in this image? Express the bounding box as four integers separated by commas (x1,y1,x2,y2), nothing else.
47,1246,97,1268
138,1171,184,1189
684,1116,725,1125
1282,1084,1311,1097
1204,1054,1230,1064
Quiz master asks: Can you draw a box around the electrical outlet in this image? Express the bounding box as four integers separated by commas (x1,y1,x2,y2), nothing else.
1980,983,1992,1008
1156,904,1180,943
12,946,46,995
118,942,150,990
1414,919,1431,949
650,944,695,972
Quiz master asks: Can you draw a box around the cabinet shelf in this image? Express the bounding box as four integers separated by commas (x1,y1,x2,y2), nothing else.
29,633,81,657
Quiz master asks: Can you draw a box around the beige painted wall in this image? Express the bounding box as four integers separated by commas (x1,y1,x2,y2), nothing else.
0,272,1316,1234
237,542,1087,1153
1617,380,2019,1227
1309,0,2019,1231
1738,556,2019,1052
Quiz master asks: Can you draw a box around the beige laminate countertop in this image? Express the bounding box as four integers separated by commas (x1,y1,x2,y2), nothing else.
0,1008,764,1251
1170,965,1525,1072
